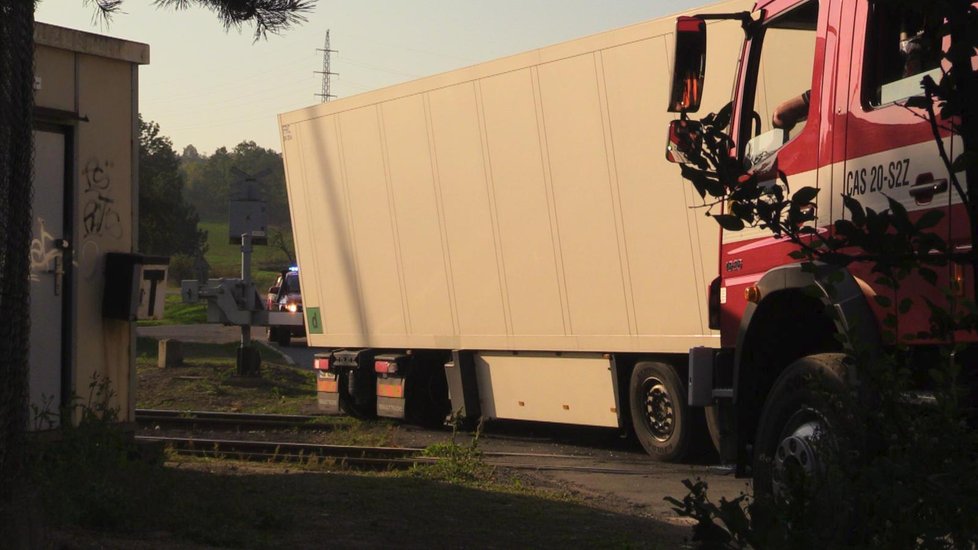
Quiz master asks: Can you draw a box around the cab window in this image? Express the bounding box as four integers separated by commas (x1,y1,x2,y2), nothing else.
864,2,942,107
741,0,819,169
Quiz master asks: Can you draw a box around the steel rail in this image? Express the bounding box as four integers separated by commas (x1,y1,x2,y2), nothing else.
137,434,429,468
135,409,327,431
136,435,658,475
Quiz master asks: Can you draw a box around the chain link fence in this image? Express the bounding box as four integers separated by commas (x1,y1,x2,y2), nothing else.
0,1,36,496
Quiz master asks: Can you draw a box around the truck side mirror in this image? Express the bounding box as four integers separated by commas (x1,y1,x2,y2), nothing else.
668,16,707,113
665,119,702,164
268,286,280,295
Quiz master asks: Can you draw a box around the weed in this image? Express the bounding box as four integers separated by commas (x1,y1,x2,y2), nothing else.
411,412,491,485
30,373,157,532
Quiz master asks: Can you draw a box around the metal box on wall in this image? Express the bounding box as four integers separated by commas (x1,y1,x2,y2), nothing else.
102,252,169,321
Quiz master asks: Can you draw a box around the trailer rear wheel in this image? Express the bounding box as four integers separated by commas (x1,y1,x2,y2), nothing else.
629,362,690,462
338,368,377,419
704,405,722,454
275,329,291,347
406,364,450,427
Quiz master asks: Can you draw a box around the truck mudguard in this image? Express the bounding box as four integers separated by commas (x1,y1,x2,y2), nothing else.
734,262,881,393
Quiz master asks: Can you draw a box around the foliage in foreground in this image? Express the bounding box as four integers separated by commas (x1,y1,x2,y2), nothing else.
30,373,294,545
668,379,978,549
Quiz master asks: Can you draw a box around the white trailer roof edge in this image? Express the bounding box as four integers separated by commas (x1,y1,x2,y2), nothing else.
279,0,749,125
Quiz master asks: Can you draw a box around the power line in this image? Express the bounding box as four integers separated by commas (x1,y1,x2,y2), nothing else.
315,30,338,102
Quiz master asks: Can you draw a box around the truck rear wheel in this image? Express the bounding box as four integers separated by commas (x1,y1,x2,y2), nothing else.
629,361,691,462
753,353,852,504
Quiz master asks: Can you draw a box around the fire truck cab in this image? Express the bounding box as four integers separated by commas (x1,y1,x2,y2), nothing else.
667,0,966,496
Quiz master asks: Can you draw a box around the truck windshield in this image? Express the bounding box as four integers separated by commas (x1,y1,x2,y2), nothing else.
283,273,301,293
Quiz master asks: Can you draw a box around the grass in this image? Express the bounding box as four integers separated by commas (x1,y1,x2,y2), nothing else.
148,220,292,326
41,460,681,549
137,292,206,326
200,220,293,292
136,337,317,415
28,337,689,548
134,337,394,443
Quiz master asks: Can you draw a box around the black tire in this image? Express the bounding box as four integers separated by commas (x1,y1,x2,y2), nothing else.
406,363,450,428
629,361,691,462
338,368,376,419
753,353,852,502
704,402,738,463
276,329,291,347
704,404,722,454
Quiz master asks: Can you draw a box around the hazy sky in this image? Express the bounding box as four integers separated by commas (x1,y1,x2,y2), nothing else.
36,1,710,155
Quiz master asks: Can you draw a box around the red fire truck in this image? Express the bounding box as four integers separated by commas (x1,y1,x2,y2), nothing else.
665,0,970,497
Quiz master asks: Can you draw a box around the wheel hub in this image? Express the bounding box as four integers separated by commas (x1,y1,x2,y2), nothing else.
642,378,674,442
772,419,825,503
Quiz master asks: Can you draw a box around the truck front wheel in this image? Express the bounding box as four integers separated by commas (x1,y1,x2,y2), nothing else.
752,353,852,504
629,361,691,462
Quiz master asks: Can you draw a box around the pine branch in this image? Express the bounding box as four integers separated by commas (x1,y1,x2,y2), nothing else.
153,0,316,40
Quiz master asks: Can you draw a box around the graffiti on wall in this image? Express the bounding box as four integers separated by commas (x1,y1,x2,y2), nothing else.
82,157,122,240
29,216,58,283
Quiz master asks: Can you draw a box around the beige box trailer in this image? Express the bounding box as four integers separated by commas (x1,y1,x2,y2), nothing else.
279,0,751,460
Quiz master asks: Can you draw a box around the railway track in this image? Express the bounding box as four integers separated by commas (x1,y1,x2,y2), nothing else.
135,409,327,432
136,434,430,469
135,409,669,474
136,433,663,475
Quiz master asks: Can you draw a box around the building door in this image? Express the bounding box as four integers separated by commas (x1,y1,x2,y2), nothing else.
29,128,70,429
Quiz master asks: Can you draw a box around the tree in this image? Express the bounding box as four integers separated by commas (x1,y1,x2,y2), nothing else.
184,140,290,227
229,140,290,226
0,1,314,543
139,115,207,257
268,227,295,265
0,5,38,545
181,144,202,163
87,0,315,40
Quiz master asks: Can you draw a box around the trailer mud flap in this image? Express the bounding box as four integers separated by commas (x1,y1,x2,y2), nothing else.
316,371,341,414
446,350,481,421
376,377,406,419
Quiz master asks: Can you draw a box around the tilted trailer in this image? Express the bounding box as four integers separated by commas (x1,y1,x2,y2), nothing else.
278,0,796,460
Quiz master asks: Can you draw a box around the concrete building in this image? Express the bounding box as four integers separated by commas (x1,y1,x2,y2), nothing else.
30,23,156,428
